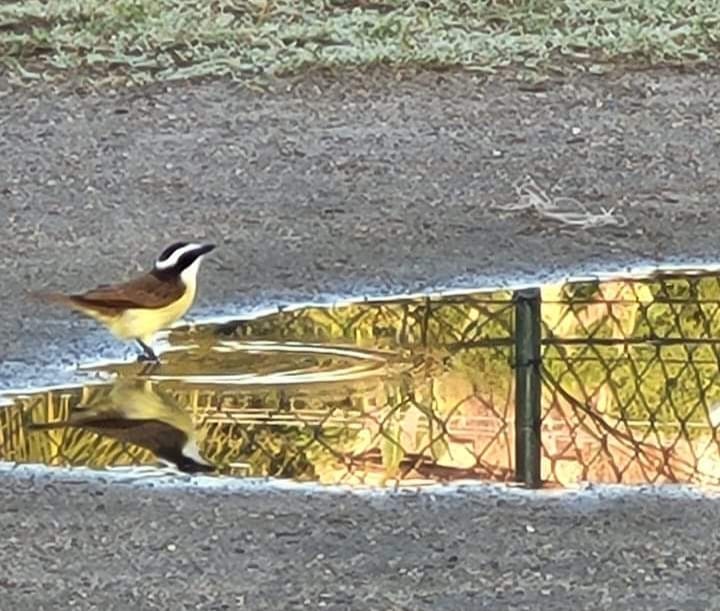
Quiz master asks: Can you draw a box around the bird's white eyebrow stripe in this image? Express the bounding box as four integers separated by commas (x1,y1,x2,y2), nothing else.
155,243,204,270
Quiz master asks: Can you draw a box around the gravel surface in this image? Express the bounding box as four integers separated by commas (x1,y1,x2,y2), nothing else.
1,68,719,609
0,467,717,610
2,68,720,387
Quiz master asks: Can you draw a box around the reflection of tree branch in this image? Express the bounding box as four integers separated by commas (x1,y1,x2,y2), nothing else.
542,366,700,482
344,448,513,483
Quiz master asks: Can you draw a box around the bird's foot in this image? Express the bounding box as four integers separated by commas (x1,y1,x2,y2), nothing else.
136,339,160,363
136,352,159,363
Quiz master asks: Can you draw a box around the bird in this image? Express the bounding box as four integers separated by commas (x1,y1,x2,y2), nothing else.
27,378,215,474
33,241,216,362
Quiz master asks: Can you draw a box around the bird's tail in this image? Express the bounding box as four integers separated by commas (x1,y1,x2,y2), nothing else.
28,290,96,319
28,290,77,307
26,420,70,431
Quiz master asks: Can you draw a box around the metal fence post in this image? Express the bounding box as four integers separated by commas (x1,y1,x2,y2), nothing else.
514,288,542,488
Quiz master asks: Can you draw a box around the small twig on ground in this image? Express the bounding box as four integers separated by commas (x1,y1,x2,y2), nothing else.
493,176,628,228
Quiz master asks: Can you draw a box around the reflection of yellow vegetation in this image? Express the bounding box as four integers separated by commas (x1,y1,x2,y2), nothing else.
3,386,151,468
542,280,654,338
543,275,720,425
3,274,720,487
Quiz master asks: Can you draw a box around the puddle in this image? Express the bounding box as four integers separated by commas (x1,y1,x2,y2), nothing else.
4,267,720,489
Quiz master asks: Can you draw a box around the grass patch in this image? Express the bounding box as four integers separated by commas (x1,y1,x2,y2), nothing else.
1,0,720,85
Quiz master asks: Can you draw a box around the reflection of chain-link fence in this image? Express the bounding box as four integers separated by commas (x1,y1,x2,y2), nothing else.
3,270,720,489
537,272,720,488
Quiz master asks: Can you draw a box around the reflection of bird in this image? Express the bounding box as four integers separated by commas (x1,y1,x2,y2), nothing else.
28,378,215,473
33,241,216,362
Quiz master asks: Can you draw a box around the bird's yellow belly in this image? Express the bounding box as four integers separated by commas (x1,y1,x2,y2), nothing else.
106,289,195,344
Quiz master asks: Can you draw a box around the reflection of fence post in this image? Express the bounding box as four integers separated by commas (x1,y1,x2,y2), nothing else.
514,288,542,488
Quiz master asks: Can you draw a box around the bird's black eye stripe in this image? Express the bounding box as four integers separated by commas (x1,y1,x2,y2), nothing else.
176,249,204,271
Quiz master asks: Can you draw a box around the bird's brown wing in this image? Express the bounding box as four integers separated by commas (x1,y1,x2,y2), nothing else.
79,419,185,451
69,273,184,311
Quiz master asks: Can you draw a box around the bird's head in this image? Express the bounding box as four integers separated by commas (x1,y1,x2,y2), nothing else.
158,438,216,474
153,241,216,282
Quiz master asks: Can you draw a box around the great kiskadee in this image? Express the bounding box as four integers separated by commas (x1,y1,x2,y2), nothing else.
27,378,215,473
34,241,216,362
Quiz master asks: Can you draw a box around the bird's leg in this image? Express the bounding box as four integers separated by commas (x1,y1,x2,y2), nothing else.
136,340,159,363
139,361,159,376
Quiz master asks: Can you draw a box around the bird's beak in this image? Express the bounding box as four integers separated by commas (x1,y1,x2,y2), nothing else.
198,243,216,256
